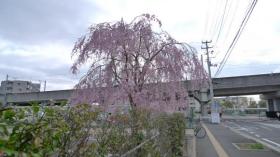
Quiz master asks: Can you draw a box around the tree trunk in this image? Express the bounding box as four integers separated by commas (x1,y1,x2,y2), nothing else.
128,94,142,157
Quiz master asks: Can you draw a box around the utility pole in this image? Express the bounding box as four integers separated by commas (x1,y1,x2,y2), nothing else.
44,80,46,92
4,74,9,107
201,40,214,116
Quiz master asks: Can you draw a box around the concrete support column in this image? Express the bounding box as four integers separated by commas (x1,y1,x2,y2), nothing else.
261,92,280,112
267,99,274,111
266,98,280,112
201,103,208,117
199,88,209,117
183,129,196,157
273,98,280,111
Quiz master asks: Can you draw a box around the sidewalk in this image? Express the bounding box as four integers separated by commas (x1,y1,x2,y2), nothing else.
199,121,280,157
196,132,218,157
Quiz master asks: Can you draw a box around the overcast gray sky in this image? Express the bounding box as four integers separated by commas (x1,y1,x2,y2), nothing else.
0,0,280,91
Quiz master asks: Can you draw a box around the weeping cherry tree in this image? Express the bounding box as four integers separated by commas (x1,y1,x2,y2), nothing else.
71,14,207,113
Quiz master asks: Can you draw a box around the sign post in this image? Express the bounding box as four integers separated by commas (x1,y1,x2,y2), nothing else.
211,101,220,123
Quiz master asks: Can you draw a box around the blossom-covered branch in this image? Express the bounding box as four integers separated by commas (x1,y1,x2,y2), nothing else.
71,14,208,112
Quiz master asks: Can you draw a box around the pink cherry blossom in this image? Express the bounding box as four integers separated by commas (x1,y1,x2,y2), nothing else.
71,14,208,112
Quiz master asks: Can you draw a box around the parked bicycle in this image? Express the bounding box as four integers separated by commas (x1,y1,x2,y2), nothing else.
193,117,206,138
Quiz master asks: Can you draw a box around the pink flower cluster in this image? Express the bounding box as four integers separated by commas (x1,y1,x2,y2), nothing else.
71,14,208,112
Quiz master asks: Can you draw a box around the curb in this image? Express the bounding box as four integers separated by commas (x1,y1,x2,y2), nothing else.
225,125,280,154
184,129,196,157
201,122,230,157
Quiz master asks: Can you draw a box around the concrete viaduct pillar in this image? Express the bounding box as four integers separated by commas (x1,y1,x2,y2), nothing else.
193,88,209,116
260,91,280,111
266,98,280,111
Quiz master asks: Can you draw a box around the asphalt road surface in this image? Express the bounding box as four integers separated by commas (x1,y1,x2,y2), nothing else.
223,119,280,149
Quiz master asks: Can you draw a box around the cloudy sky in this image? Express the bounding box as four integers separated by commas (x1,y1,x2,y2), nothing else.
0,0,280,91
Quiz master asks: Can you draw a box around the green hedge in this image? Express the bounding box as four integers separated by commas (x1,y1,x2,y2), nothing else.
0,105,186,157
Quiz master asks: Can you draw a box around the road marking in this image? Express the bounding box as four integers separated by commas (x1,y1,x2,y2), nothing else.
258,125,273,131
257,122,280,129
202,123,229,157
262,138,280,147
249,132,255,134
225,123,280,153
255,134,260,138
248,126,259,130
236,126,248,131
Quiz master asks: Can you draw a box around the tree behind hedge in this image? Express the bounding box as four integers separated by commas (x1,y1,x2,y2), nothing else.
71,13,207,112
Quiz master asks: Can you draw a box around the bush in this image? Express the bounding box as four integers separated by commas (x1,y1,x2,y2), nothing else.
156,113,186,157
0,105,186,157
0,104,99,157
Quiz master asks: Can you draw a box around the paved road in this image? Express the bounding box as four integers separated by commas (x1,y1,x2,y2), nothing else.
203,121,280,157
223,119,280,149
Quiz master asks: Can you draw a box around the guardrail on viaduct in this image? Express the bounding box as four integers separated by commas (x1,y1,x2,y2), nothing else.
1,73,280,105
213,73,280,96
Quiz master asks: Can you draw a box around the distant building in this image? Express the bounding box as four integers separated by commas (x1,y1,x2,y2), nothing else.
214,96,249,109
0,80,40,94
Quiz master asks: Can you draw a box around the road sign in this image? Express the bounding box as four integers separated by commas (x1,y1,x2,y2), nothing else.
211,102,220,123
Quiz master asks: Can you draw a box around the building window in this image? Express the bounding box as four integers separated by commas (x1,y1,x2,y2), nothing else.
19,88,22,91
6,87,12,90
17,82,21,86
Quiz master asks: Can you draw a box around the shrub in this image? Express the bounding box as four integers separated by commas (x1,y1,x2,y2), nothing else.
0,105,186,157
0,104,99,157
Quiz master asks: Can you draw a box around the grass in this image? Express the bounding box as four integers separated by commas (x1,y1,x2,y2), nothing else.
233,143,265,150
250,143,264,149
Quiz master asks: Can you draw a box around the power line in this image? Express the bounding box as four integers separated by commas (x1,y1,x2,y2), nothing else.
203,0,239,57
203,0,211,39
214,0,258,77
214,0,229,44
215,0,254,76
225,63,280,67
219,64,280,70
219,0,240,48
208,0,223,39
214,1,249,71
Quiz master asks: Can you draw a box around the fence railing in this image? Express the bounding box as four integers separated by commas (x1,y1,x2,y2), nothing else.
224,108,267,115
120,133,159,157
